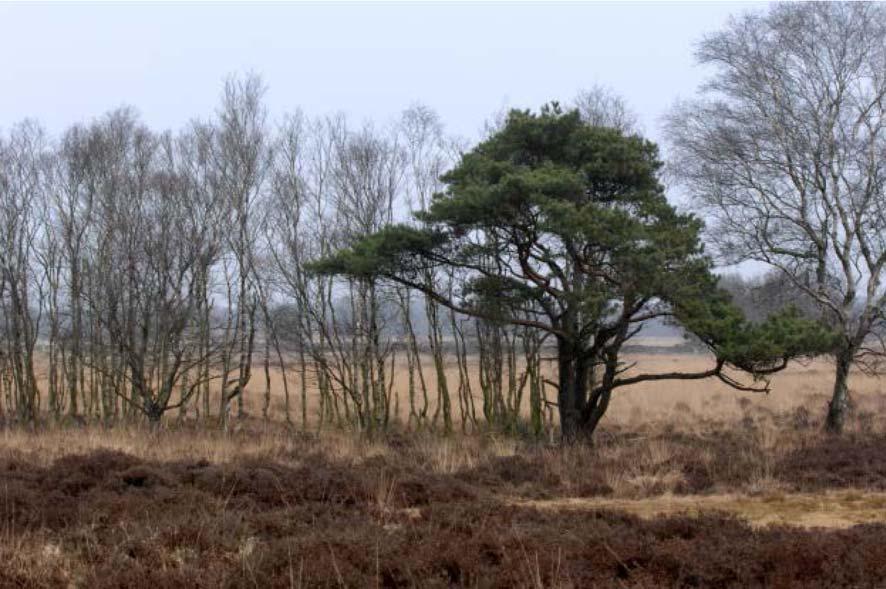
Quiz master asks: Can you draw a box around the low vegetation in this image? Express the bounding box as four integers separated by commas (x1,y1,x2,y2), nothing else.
2,406,886,588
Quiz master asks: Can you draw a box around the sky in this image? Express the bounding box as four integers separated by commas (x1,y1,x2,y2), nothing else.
0,1,766,146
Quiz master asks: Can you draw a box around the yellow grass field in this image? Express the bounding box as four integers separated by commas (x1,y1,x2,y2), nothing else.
229,352,882,431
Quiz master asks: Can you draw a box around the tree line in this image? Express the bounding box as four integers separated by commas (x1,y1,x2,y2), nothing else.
1,76,627,435
1,2,883,440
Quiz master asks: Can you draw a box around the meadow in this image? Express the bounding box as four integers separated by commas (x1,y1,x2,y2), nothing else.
1,352,885,587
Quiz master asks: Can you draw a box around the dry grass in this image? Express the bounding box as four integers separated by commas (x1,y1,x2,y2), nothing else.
227,353,885,431
24,352,885,431
511,490,886,529
2,353,885,586
0,421,885,587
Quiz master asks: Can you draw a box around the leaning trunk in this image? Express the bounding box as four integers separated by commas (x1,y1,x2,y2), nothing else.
826,347,854,434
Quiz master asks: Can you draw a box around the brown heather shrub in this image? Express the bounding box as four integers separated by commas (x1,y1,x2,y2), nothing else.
2,422,886,586
778,433,886,491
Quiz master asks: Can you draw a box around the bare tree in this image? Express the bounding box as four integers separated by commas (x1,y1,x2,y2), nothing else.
720,271,819,325
54,121,101,418
328,121,405,430
574,85,639,134
400,104,458,432
210,73,271,425
65,112,219,423
667,2,886,433
0,121,48,423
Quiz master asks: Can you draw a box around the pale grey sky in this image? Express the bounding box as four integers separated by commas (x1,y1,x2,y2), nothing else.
0,1,764,144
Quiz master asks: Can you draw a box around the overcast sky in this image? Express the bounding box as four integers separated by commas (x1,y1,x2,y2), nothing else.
0,1,765,146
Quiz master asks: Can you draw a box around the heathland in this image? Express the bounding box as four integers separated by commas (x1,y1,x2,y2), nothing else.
2,352,886,588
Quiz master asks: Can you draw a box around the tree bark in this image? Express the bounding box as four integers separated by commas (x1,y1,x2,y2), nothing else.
557,338,589,442
826,346,854,434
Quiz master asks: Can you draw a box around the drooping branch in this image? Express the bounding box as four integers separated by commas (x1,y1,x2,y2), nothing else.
608,357,772,394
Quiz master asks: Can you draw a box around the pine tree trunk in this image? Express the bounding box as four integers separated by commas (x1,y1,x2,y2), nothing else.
556,338,588,443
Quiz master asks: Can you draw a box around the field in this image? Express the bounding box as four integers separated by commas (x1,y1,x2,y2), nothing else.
230,351,885,431
2,353,886,587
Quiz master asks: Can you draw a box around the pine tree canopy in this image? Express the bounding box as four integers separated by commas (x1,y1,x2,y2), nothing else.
312,104,835,437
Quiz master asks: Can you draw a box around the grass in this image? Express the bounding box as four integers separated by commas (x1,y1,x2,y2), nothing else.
223,353,884,437
511,490,886,529
1,353,885,586
1,419,886,587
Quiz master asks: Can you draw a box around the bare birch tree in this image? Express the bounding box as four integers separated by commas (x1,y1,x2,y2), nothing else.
667,2,886,433
0,121,48,423
574,85,639,134
210,73,270,425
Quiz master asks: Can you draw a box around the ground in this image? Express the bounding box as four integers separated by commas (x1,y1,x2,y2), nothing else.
1,353,885,587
